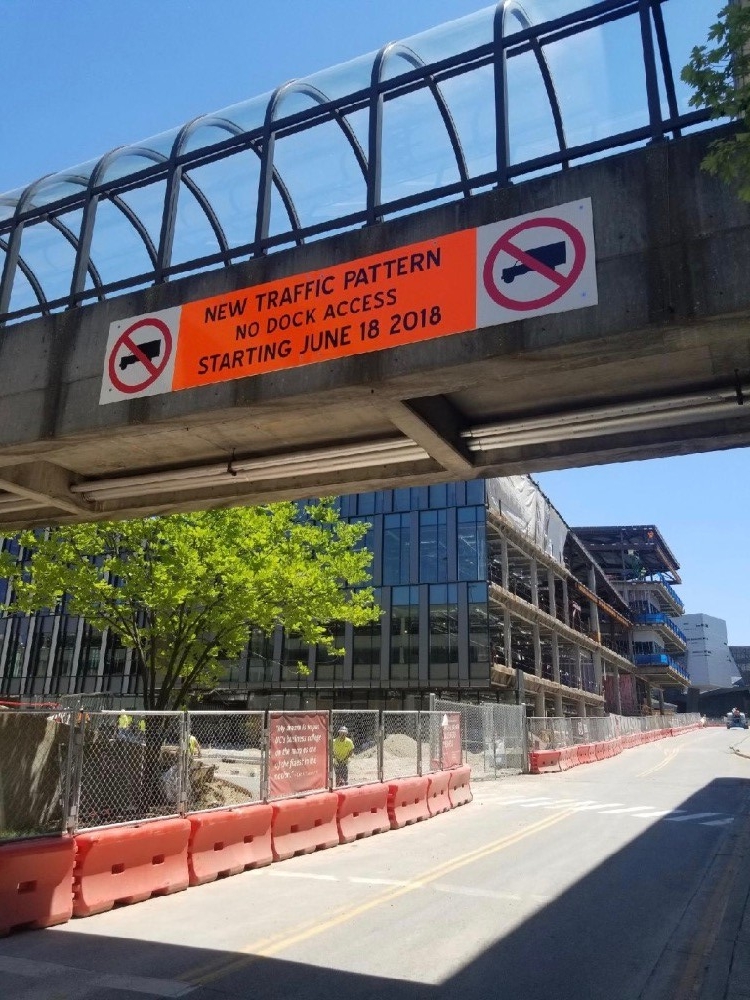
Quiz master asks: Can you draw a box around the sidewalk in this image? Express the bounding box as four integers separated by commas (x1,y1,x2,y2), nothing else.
698,800,750,1000
698,734,750,1000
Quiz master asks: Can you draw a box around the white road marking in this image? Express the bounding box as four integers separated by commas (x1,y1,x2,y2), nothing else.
348,876,411,887
0,956,195,997
572,802,623,811
631,810,683,819
665,812,720,823
598,806,657,815
700,817,734,827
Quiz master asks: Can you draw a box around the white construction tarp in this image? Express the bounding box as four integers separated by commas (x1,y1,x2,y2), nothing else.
486,476,568,565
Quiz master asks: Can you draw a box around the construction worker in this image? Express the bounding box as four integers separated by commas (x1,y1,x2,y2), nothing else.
117,711,145,740
332,726,354,787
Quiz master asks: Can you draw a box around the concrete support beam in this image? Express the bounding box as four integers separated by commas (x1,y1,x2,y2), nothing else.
377,396,474,475
587,566,602,643
547,568,557,619
533,622,542,678
0,462,93,516
552,634,563,717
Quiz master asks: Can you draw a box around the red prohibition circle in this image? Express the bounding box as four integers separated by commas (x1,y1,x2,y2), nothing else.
482,216,587,311
108,317,173,395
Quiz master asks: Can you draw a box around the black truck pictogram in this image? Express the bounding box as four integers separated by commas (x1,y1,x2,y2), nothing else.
501,240,567,283
119,339,161,370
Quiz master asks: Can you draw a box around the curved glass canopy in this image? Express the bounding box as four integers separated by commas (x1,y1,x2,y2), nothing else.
0,0,713,327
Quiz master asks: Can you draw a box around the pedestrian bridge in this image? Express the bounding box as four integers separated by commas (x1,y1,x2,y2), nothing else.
1,0,749,528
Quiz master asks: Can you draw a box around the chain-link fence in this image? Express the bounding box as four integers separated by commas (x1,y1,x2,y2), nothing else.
1,703,706,840
434,699,526,777
186,711,264,811
74,711,185,831
382,711,421,781
527,712,703,751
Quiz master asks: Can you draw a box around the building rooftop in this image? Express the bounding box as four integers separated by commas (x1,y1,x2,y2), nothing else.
570,525,681,584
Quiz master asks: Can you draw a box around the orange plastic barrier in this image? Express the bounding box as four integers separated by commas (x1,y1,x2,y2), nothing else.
73,819,190,917
594,742,606,761
271,792,340,862
0,836,75,936
387,776,431,828
448,766,473,807
336,784,391,844
426,771,452,815
528,750,562,774
559,747,579,771
578,744,594,765
187,804,273,886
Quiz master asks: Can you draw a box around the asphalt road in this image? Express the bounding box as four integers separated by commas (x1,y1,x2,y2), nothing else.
2,727,749,1000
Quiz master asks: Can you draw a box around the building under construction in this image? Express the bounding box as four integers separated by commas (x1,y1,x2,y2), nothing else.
0,477,688,715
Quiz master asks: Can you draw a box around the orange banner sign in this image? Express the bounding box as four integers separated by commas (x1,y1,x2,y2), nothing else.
172,230,476,391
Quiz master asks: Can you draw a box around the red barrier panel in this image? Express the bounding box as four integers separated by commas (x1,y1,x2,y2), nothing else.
271,792,340,862
187,804,273,886
426,771,452,815
594,743,606,761
577,744,592,765
0,837,75,936
448,766,473,807
336,784,391,843
73,819,190,917
387,776,430,828
529,750,562,774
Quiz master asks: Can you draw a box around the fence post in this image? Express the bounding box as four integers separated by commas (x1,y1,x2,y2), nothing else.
377,711,384,784
261,713,270,802
522,714,530,774
178,712,190,817
416,712,423,777
328,710,335,792
63,713,84,834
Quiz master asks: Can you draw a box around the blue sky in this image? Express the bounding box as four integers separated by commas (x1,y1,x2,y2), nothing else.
3,1,749,643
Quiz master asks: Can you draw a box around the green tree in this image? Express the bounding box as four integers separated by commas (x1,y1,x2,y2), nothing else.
682,2,750,200
0,502,378,709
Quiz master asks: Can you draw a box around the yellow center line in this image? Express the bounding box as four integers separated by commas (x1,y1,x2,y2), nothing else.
637,747,679,778
182,807,577,987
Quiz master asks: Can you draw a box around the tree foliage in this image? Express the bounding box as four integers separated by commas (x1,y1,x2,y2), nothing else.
0,502,379,709
682,2,750,201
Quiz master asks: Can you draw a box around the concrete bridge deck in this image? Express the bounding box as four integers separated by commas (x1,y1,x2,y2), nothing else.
1,126,749,528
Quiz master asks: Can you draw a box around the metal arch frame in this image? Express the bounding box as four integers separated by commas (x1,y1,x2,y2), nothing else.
0,235,48,315
157,115,303,282
0,173,56,317
0,0,713,327
366,42,471,226
255,80,369,251
0,212,105,317
494,0,568,188
70,145,227,303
